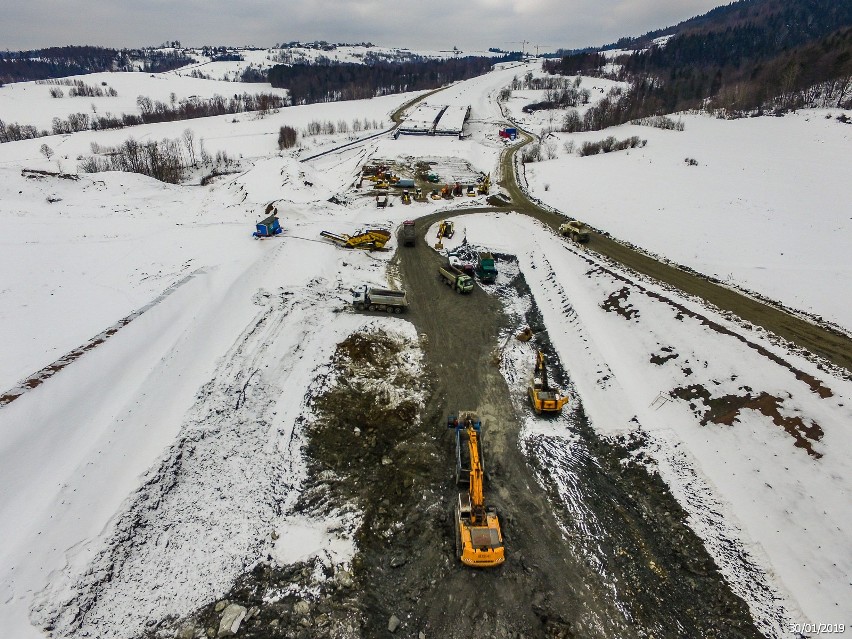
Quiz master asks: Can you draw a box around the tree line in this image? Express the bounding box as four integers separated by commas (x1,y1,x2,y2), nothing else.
0,91,288,143
542,19,852,128
0,46,193,84
267,55,514,105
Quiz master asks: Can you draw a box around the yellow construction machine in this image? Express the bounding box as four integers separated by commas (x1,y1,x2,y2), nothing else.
448,413,505,568
320,228,391,250
477,173,491,195
437,220,455,239
528,350,569,415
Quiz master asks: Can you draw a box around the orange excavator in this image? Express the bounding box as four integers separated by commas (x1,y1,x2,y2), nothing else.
449,412,505,567
528,350,569,415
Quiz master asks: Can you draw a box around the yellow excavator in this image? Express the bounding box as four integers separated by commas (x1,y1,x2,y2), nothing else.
449,413,505,568
528,350,569,415
477,173,491,195
319,228,391,250
437,220,455,239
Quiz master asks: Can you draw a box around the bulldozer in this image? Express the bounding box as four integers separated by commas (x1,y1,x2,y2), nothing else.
528,350,569,415
449,413,504,568
320,228,391,250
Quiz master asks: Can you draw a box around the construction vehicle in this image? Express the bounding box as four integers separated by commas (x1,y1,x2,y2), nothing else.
438,220,455,239
376,193,388,208
528,350,569,415
430,189,442,200
401,220,416,247
320,228,391,250
452,182,463,197
499,127,518,140
351,284,408,313
439,263,474,293
448,412,505,568
375,180,390,190
466,185,476,196
475,252,497,284
559,220,590,244
477,173,491,195
440,185,452,199
401,190,411,205
414,187,426,202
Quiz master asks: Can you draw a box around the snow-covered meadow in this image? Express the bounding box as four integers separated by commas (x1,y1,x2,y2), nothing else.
1,57,850,638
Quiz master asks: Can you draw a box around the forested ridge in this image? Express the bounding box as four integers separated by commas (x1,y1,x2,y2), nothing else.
267,55,514,104
0,46,194,84
543,0,852,126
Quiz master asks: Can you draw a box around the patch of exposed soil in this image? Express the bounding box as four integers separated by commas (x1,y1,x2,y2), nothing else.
671,385,824,458
600,286,640,320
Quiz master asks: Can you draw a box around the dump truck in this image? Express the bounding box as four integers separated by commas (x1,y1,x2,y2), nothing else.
351,285,408,313
448,412,504,568
439,263,475,293
559,220,590,244
475,252,497,284
320,228,391,250
401,220,416,247
376,193,388,208
528,350,569,415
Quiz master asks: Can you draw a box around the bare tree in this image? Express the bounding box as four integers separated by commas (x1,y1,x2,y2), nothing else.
183,128,197,165
39,144,54,161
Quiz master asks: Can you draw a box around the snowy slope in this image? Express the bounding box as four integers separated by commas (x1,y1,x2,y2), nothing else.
520,110,852,330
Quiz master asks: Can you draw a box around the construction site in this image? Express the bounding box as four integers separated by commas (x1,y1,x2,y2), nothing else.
355,156,490,208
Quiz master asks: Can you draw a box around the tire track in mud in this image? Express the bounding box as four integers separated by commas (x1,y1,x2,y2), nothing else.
361,212,766,638
506,251,789,637
382,216,633,639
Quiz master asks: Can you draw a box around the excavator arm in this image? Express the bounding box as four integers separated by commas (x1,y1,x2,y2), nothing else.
467,429,485,523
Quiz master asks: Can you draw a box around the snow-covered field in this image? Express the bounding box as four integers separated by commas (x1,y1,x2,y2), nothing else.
517,102,852,330
1,59,850,638
171,45,506,82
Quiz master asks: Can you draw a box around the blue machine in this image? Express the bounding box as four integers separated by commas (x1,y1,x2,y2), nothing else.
253,214,282,238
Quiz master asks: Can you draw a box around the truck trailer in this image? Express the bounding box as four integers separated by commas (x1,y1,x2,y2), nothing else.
351,285,408,313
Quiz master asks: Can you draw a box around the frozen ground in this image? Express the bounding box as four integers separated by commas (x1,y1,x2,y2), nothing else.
0,59,850,638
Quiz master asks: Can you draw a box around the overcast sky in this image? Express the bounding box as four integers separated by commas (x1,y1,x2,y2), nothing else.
3,0,728,52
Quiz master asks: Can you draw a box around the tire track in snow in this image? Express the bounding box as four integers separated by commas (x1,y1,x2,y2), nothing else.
517,242,794,637
0,269,201,408
32,281,342,639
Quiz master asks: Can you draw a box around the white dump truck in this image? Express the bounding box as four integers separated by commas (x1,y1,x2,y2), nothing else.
351,285,409,313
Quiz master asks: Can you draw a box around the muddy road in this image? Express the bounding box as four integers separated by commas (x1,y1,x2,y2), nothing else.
334,212,763,638
500,133,852,374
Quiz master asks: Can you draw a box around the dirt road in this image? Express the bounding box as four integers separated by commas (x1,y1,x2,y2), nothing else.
500,133,852,374
342,213,763,638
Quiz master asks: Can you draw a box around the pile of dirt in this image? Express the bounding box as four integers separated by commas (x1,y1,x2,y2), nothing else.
145,328,435,639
